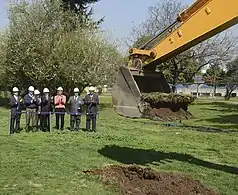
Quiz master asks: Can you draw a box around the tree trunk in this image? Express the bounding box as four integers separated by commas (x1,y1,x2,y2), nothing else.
213,82,217,98
224,84,236,100
225,91,232,100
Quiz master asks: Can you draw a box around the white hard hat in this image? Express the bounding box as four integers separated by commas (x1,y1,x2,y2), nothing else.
28,86,34,92
34,89,40,95
89,86,95,91
74,88,79,92
57,87,63,91
43,88,50,93
12,87,19,92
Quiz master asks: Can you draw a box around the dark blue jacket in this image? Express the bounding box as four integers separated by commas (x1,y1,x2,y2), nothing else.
10,95,22,116
24,94,37,109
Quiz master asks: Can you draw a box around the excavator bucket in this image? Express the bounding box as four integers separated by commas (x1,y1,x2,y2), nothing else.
112,66,171,118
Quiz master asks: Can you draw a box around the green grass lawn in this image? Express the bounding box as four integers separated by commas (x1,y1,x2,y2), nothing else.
0,96,237,195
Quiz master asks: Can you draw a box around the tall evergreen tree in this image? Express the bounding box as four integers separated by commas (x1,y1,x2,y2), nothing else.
61,0,103,27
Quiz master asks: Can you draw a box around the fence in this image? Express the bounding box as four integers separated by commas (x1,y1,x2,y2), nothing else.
8,110,100,135
171,83,238,97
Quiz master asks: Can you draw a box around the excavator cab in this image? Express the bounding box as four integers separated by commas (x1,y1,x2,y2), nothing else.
112,66,171,118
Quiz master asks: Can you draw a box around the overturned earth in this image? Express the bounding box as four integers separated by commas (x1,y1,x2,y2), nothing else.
84,165,218,195
141,92,195,121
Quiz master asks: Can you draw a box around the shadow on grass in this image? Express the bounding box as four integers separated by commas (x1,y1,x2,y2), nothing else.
193,102,238,128
195,101,238,112
198,114,238,128
98,145,238,175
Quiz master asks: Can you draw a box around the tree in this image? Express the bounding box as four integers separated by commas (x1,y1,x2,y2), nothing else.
158,53,198,87
203,65,226,96
129,0,237,92
2,0,122,94
0,31,8,91
61,0,103,28
224,57,238,100
132,34,153,48
62,0,98,15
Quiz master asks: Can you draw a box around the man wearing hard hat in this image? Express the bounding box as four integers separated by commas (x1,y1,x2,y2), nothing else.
84,86,99,131
34,89,41,131
54,87,66,130
24,86,38,132
67,88,84,131
9,87,23,134
41,88,52,132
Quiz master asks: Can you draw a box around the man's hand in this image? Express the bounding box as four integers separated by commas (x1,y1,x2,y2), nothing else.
20,99,23,103
31,100,33,103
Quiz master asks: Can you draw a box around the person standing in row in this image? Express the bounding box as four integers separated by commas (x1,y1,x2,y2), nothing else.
54,87,66,130
9,87,22,134
41,88,52,132
34,89,41,131
24,86,38,132
84,86,99,131
67,88,84,131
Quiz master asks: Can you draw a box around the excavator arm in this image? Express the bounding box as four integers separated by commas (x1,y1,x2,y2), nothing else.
112,0,238,118
129,0,238,69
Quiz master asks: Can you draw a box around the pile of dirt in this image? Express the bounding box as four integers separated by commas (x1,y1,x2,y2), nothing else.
146,107,194,121
84,165,218,195
140,92,195,121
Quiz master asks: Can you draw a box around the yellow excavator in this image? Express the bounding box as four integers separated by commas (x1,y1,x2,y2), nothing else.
112,0,238,118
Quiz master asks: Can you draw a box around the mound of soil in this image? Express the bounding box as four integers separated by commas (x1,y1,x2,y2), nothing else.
140,93,195,121
147,107,194,121
142,102,194,121
84,165,218,195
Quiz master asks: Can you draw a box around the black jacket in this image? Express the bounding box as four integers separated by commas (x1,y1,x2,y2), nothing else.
35,96,41,113
84,93,99,115
67,95,84,115
10,95,22,116
41,95,52,114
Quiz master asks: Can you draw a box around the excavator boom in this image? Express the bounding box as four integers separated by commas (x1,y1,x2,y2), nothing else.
112,0,238,118
130,0,238,68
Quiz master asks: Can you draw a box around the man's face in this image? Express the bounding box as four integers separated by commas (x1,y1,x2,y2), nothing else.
74,92,79,97
89,90,94,95
13,92,18,96
58,90,63,95
29,91,34,95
